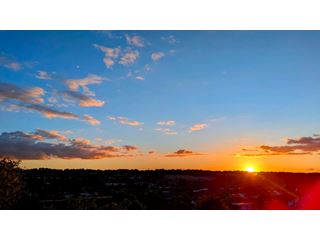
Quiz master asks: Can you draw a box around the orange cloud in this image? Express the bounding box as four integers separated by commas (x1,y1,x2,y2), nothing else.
93,44,121,68
189,123,207,132
83,114,101,126
60,91,105,107
34,129,68,142
0,82,44,104
65,74,104,96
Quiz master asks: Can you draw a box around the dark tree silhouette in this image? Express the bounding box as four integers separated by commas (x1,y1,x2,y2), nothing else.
0,158,23,209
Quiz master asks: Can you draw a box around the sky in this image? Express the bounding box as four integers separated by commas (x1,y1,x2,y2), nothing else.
0,30,320,172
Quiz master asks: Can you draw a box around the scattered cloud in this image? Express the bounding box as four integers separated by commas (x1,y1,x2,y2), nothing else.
161,35,178,44
107,116,143,126
189,123,207,132
21,103,79,119
157,120,175,126
165,149,204,157
124,34,145,47
0,130,139,160
135,76,144,81
93,44,121,68
119,49,139,65
0,54,22,71
65,74,104,96
83,114,101,126
36,70,52,80
151,52,165,61
60,90,105,107
240,134,320,156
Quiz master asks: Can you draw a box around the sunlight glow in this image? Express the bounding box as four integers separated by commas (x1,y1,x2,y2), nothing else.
246,167,255,173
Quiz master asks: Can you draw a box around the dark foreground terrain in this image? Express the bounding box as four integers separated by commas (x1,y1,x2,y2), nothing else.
5,169,320,210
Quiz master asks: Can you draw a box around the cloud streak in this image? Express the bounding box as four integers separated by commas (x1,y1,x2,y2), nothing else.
107,116,143,126
189,123,207,132
165,149,204,157
157,120,175,126
83,114,101,126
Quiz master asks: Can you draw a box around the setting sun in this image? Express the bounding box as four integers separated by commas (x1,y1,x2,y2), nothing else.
246,167,255,173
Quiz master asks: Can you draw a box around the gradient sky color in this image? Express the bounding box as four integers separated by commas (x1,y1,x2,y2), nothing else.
0,30,320,172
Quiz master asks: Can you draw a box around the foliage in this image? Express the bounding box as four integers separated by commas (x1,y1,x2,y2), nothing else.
0,158,23,209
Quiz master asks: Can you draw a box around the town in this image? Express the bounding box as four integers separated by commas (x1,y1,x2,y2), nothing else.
8,169,320,210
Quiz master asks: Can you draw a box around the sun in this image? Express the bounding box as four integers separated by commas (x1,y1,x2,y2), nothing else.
246,167,255,173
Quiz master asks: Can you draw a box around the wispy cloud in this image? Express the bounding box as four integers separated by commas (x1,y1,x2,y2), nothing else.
157,120,175,126
36,70,52,80
135,76,144,81
0,54,22,71
151,52,165,61
161,35,178,44
21,103,79,119
107,116,143,126
125,34,145,47
83,114,101,126
155,128,177,135
189,123,207,132
165,149,204,157
0,130,139,160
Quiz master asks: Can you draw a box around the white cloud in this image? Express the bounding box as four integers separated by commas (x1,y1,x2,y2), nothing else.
136,76,144,81
107,116,142,127
151,52,165,61
161,35,178,44
36,70,52,80
155,128,177,135
157,120,175,126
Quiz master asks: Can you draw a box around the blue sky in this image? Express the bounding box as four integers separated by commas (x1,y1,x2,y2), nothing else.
0,31,320,171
